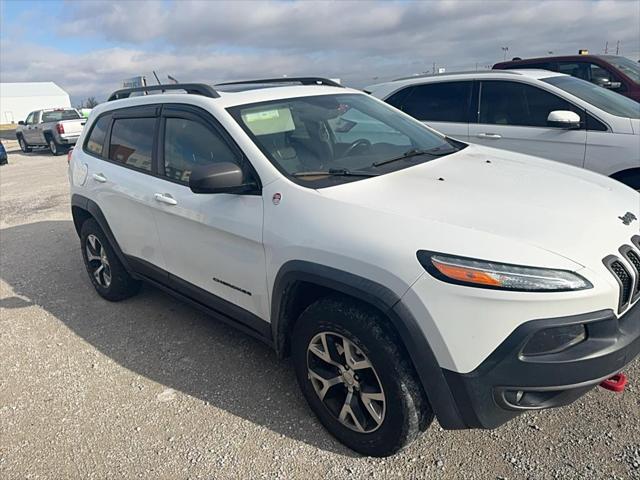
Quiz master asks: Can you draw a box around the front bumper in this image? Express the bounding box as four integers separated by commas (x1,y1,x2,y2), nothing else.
442,299,640,429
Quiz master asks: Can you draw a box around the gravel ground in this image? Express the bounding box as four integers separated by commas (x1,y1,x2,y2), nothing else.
1,149,639,479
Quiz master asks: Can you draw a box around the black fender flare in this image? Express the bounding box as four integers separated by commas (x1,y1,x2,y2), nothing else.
271,260,466,429
71,194,137,277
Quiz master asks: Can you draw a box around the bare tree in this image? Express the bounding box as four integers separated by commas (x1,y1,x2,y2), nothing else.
85,97,99,108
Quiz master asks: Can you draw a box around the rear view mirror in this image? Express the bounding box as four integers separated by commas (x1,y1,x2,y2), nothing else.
189,162,256,194
547,110,581,129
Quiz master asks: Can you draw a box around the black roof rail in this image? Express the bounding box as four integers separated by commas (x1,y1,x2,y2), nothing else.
107,83,220,102
215,77,344,88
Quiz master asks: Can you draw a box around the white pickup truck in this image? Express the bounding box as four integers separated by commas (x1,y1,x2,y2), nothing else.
16,108,86,155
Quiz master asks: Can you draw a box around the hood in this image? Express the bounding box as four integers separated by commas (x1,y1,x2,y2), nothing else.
321,145,640,268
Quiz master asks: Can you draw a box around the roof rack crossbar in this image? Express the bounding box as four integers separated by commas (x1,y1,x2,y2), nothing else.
107,83,220,102
215,77,343,88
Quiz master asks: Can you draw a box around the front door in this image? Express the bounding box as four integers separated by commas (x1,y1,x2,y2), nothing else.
470,80,587,168
151,105,269,321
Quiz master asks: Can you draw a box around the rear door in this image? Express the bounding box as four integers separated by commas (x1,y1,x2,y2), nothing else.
469,80,587,167
82,106,167,273
151,104,268,321
385,81,473,141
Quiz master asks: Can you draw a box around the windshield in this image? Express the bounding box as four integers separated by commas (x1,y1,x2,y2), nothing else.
543,76,640,118
605,56,640,83
41,109,81,122
227,93,460,187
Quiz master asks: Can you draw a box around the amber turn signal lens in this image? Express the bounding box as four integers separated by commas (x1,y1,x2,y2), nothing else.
431,258,502,286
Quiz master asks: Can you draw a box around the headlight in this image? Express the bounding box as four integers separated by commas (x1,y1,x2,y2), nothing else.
417,251,593,292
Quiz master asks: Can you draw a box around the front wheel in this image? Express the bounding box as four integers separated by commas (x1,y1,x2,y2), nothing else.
18,135,32,153
292,295,433,456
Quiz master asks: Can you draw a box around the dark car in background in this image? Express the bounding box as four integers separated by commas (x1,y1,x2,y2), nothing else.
493,54,640,102
0,140,7,165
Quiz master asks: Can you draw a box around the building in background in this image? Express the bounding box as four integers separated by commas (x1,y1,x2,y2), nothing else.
0,82,71,124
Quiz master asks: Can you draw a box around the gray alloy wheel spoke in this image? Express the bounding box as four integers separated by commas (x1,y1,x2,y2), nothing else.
309,333,343,369
360,391,385,426
342,337,372,371
338,390,366,433
308,369,342,401
307,331,386,433
86,234,111,288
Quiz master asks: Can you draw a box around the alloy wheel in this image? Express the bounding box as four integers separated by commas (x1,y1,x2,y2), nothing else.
86,234,112,288
49,139,57,154
307,331,386,433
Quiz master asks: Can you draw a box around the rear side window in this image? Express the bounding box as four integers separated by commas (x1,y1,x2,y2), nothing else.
84,116,110,157
556,62,589,81
398,82,473,123
163,117,238,183
108,118,155,172
41,110,81,122
479,81,582,128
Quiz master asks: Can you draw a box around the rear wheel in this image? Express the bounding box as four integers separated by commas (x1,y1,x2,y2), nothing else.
80,219,141,301
18,135,32,153
48,136,63,156
292,295,433,456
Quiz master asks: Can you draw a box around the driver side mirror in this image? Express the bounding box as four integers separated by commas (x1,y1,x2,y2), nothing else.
18,121,25,125
189,162,257,194
547,110,581,129
595,79,622,90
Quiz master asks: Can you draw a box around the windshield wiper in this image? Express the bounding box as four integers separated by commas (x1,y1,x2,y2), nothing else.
372,146,455,168
292,168,379,178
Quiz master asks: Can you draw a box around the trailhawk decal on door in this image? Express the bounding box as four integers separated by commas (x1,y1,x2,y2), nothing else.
213,277,252,296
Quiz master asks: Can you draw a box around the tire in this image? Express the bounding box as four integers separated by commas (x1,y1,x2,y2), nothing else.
292,295,433,456
80,218,141,301
47,135,63,156
18,135,32,153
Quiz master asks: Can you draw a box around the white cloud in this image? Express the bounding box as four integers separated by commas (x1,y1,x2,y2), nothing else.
1,0,638,104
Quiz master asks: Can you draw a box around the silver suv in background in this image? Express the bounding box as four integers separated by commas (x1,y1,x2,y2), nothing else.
367,70,640,189
16,108,86,155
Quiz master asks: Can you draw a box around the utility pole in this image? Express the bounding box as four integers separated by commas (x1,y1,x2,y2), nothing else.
616,40,620,55
501,46,509,61
605,41,608,54
432,62,436,74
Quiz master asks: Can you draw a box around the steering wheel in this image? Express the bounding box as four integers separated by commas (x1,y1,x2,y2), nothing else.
342,138,372,158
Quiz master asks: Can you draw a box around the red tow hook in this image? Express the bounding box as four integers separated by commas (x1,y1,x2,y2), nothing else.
599,373,628,392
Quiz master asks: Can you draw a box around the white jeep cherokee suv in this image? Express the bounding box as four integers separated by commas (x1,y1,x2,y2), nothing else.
69,79,640,456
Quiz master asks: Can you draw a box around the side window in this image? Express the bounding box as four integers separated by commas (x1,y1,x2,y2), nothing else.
25,112,34,124
163,117,238,183
557,62,589,81
385,87,414,111
84,115,110,157
479,81,583,128
401,82,473,123
108,118,155,172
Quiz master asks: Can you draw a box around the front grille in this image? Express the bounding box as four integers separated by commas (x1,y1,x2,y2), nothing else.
625,250,640,296
610,260,633,306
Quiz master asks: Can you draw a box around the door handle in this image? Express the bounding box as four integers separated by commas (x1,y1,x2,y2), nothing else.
476,133,502,139
154,193,177,206
92,173,107,183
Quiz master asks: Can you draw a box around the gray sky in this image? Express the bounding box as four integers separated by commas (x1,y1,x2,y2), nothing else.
1,0,639,104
